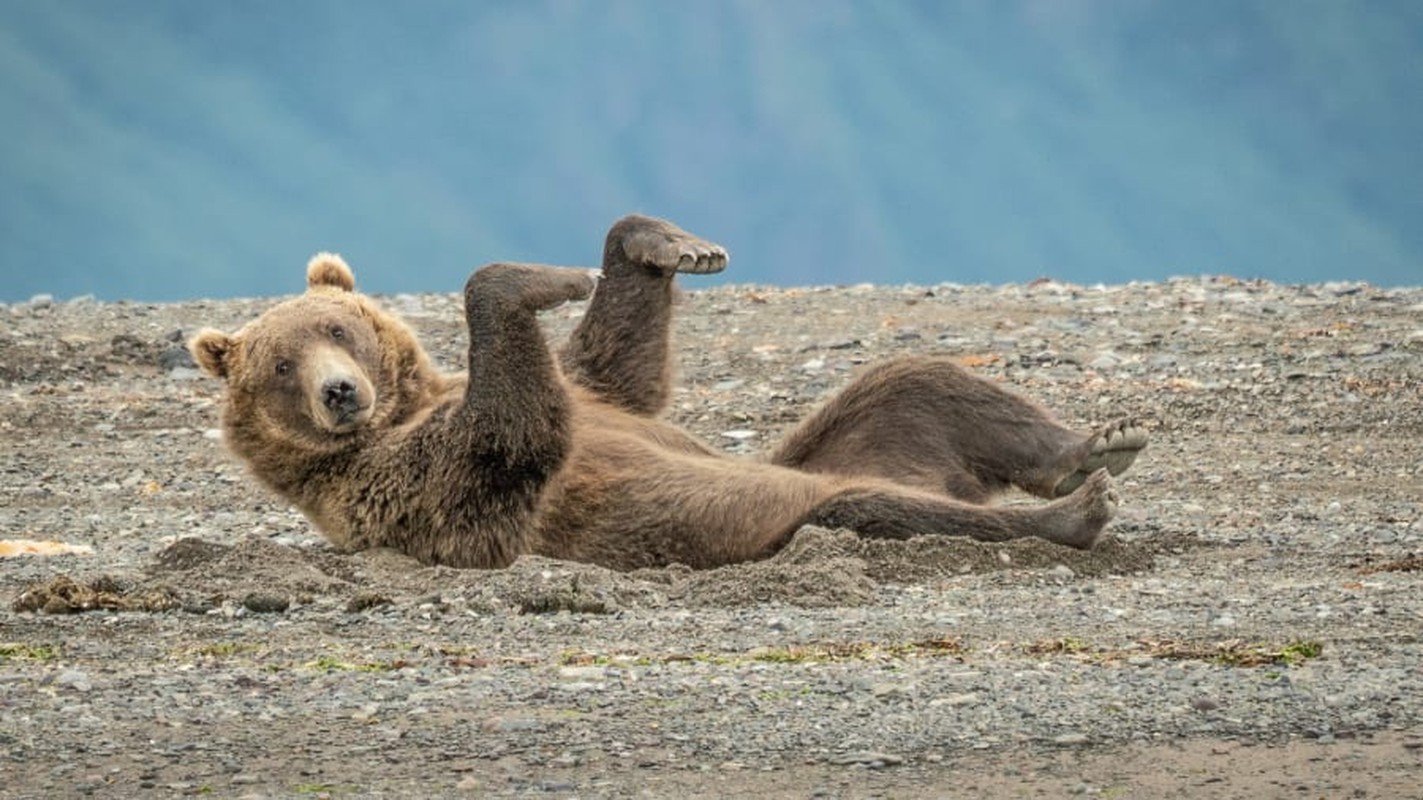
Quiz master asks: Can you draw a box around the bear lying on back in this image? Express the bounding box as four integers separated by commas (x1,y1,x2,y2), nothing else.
190,215,1147,570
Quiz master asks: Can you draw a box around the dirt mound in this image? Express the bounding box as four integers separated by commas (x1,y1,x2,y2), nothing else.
672,526,876,607
403,555,669,615
147,535,355,602
11,526,1169,616
853,529,1167,584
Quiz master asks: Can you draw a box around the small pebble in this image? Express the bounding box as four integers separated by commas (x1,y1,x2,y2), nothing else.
241,593,290,614
829,751,904,768
55,670,92,692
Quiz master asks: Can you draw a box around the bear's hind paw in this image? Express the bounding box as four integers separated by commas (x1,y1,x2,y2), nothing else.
615,215,728,276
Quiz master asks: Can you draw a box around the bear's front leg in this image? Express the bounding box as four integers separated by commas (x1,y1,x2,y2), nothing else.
414,263,594,568
462,261,593,463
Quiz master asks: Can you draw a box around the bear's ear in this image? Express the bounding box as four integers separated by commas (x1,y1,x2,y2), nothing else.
189,329,236,379
307,252,355,292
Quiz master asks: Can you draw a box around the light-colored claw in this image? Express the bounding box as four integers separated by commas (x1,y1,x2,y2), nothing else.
1054,419,1148,497
624,230,728,275
678,247,727,274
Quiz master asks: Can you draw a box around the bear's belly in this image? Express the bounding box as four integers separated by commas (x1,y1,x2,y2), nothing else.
534,419,834,570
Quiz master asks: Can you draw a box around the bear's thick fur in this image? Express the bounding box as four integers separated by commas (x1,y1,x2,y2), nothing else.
190,215,1147,570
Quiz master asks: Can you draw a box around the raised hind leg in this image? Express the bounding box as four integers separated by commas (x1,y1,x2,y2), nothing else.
560,214,726,416
769,356,1147,502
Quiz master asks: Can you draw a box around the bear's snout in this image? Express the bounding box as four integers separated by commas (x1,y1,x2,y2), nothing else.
322,378,361,416
304,344,375,431
312,372,372,429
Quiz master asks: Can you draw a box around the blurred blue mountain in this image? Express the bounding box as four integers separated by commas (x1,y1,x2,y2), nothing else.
2,0,1419,301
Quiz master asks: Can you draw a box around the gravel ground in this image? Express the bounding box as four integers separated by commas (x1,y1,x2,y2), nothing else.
2,275,1421,798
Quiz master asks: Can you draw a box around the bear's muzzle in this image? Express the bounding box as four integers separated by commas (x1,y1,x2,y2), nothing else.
305,345,375,431
322,378,364,421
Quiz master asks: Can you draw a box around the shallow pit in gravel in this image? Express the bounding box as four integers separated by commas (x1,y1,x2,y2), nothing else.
13,523,1172,616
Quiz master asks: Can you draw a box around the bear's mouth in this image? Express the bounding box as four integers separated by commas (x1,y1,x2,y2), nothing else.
324,404,372,431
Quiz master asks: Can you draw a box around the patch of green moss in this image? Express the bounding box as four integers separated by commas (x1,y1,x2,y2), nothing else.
0,643,60,661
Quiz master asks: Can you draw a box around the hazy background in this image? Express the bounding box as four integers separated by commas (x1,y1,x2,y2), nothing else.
2,0,1419,302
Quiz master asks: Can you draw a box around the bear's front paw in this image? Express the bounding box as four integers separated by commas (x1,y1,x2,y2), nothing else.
466,263,596,313
521,266,596,309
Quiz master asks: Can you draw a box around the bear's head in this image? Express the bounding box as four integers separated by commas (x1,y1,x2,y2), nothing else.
190,254,440,458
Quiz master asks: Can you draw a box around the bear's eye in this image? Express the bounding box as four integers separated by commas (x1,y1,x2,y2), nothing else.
329,325,345,340
275,360,293,377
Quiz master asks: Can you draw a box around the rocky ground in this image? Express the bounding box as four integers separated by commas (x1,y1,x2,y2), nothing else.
1,273,1421,799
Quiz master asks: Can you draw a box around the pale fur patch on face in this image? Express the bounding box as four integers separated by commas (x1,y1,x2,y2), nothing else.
303,343,377,432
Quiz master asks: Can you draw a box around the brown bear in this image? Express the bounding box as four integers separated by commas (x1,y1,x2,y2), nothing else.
190,214,1147,571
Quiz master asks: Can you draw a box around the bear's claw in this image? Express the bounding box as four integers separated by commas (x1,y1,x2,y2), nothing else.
1053,418,1148,497
618,218,728,275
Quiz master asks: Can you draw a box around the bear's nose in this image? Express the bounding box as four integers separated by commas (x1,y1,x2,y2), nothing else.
322,378,360,414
